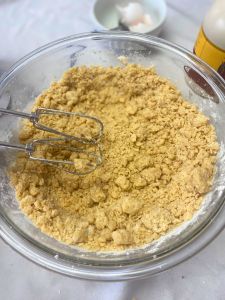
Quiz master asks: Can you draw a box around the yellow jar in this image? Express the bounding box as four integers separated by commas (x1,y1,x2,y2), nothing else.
194,0,225,79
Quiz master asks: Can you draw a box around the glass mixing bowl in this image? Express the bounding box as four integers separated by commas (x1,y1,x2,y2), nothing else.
0,32,225,281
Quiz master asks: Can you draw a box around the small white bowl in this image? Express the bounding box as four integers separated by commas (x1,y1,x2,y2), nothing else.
92,0,167,36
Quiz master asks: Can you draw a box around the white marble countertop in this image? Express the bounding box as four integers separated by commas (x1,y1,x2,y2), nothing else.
2,0,225,299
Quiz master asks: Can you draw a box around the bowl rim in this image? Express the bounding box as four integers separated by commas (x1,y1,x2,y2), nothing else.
1,31,225,281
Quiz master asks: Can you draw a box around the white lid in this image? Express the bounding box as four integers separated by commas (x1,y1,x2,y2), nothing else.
203,0,225,50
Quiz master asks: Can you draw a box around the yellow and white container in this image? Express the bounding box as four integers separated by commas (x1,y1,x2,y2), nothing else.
194,0,225,79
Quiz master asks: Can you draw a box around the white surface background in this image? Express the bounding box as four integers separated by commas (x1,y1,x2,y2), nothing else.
1,0,225,299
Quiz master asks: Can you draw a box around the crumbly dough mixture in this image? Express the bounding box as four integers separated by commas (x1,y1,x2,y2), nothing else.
9,64,219,251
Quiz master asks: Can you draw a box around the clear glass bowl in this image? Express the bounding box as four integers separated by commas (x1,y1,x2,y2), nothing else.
0,32,225,281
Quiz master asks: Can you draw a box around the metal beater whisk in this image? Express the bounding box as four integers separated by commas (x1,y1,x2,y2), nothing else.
0,108,104,175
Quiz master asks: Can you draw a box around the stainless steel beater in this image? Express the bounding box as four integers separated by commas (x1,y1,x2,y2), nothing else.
0,107,104,175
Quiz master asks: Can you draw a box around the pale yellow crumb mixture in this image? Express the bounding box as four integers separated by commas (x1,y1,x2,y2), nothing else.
9,64,219,251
